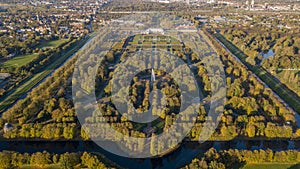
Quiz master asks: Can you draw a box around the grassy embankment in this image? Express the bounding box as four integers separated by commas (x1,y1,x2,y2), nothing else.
0,53,38,69
242,163,300,169
214,33,300,114
0,35,93,113
36,39,69,49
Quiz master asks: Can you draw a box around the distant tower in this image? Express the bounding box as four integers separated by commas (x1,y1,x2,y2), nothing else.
251,0,255,8
37,14,40,22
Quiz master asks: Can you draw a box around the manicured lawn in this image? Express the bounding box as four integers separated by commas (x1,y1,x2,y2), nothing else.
242,163,299,169
37,39,69,49
0,53,38,69
0,39,69,69
132,35,142,42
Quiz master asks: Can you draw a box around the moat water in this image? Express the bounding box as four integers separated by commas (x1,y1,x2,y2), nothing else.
0,140,299,169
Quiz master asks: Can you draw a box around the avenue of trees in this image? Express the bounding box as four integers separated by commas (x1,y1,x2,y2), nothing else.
0,151,119,169
1,48,80,139
0,36,82,98
221,25,300,97
1,30,299,150
202,29,297,140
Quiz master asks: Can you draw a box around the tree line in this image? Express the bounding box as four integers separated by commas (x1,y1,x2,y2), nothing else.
221,25,300,97
0,151,121,169
183,148,300,169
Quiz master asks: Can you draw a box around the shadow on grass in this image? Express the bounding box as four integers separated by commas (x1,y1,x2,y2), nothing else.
288,163,300,169
231,161,246,169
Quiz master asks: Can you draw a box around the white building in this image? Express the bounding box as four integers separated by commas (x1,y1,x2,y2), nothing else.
176,25,197,32
158,0,170,3
144,28,164,35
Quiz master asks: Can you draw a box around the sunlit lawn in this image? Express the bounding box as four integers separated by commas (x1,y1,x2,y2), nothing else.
0,39,69,69
37,39,69,49
0,53,38,69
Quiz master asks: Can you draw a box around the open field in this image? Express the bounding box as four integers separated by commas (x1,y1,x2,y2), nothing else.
0,39,68,69
214,33,300,113
242,163,300,169
0,53,38,69
0,35,93,113
37,39,69,49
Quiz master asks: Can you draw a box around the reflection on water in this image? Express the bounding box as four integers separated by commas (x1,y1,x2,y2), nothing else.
0,140,299,169
288,141,295,149
261,49,275,60
295,113,300,128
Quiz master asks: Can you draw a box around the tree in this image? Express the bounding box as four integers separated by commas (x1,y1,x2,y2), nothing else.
246,56,256,65
59,153,80,169
30,152,51,167
81,152,106,169
246,124,256,137
0,152,12,169
209,161,225,169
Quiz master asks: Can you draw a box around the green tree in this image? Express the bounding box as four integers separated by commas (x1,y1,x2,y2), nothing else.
0,152,12,169
59,153,80,169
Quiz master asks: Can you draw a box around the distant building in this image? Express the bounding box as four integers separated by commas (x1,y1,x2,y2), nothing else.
0,73,11,81
213,16,226,23
144,28,164,35
264,3,269,9
176,25,197,32
195,15,208,24
206,0,216,4
186,0,190,5
158,0,170,3
135,23,144,27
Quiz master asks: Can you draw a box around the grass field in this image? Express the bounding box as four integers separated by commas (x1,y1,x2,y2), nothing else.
37,39,69,49
0,39,69,69
242,163,300,169
0,35,93,113
214,33,300,113
0,53,38,69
